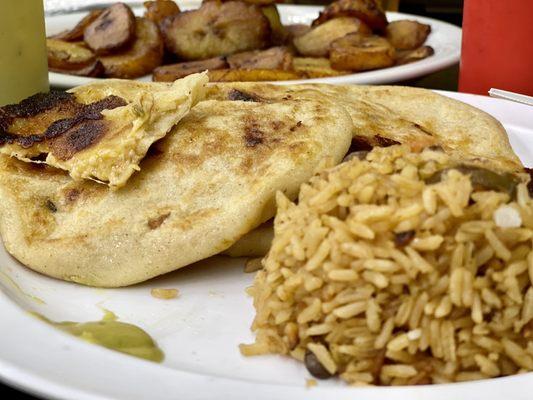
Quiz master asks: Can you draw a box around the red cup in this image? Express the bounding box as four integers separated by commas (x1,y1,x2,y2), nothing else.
459,0,533,96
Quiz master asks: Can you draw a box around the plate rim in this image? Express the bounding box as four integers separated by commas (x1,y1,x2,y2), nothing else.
1,91,533,400
46,5,462,89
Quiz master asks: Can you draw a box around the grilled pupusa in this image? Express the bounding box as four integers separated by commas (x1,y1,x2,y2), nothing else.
207,83,522,174
0,82,352,287
0,73,207,188
213,82,523,257
0,80,522,286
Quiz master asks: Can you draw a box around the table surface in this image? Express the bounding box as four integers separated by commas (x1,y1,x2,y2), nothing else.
3,0,460,397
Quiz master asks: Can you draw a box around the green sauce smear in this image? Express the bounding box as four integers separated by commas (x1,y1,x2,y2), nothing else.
38,310,164,363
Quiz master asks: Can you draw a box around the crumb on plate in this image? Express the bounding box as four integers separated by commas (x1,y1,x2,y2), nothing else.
151,288,179,300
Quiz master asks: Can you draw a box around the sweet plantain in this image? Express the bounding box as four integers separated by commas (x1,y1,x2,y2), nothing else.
330,33,395,71
99,18,164,78
161,1,270,60
294,17,371,57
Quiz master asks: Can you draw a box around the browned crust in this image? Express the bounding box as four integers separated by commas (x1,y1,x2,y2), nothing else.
0,94,126,158
0,92,79,146
147,212,171,229
64,188,81,204
227,89,262,102
244,120,264,147
0,92,76,121
50,119,109,160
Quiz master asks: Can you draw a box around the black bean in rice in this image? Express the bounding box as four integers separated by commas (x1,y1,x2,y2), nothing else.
239,145,533,385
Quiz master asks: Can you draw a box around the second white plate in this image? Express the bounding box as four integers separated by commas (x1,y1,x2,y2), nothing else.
45,2,462,89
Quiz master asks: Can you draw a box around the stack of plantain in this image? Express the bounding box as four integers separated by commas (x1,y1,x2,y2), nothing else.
48,0,434,82
49,2,166,78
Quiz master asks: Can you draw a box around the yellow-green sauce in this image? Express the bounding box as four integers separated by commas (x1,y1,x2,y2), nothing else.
38,311,164,363
0,270,45,305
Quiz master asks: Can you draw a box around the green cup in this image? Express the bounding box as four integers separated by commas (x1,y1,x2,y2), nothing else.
0,0,49,106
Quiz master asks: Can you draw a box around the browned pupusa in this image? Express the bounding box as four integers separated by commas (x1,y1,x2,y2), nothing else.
0,74,207,187
0,85,353,287
206,82,522,174
0,81,522,289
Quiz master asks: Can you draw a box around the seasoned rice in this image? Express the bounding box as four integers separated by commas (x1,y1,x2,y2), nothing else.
240,145,533,385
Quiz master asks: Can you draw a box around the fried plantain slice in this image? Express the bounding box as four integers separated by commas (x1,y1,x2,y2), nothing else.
385,20,431,50
207,69,300,82
312,0,387,31
50,60,105,78
396,45,434,65
292,57,350,78
47,39,97,71
227,47,293,70
143,0,181,26
161,1,270,60
330,33,395,71
153,57,228,81
294,17,371,57
84,3,136,55
99,17,164,79
52,9,104,42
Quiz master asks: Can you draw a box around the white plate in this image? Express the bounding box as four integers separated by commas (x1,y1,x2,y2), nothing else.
1,91,532,400
46,1,461,89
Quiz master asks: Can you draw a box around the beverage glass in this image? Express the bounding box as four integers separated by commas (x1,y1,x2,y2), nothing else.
459,0,533,96
0,0,49,106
